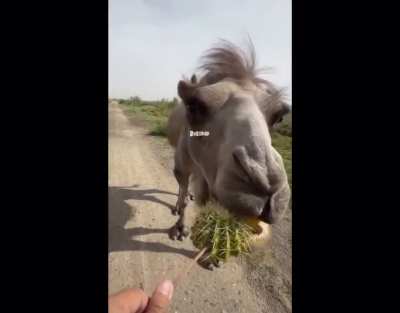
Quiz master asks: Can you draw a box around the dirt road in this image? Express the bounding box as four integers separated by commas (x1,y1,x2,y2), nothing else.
108,102,292,313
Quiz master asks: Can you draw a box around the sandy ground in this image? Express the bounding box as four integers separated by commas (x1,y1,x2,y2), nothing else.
109,102,292,313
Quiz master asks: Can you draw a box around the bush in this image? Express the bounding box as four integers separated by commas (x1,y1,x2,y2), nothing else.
271,132,292,188
149,122,168,137
120,97,177,137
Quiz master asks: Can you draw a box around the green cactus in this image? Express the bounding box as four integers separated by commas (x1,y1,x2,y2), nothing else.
190,201,254,264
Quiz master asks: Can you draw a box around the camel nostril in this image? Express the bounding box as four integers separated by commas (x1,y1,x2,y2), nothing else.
260,198,272,223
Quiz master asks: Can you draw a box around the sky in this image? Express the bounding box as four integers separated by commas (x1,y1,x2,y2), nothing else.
109,0,291,102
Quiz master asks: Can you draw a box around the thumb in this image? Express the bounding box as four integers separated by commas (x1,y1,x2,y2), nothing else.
145,280,174,313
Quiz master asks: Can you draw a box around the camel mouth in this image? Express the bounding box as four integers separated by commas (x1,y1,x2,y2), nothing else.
242,217,272,243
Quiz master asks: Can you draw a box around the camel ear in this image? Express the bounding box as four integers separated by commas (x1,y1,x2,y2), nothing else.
177,80,196,102
190,74,197,84
178,80,209,125
178,80,236,125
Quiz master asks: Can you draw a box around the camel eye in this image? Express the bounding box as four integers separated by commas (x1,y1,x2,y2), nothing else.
271,115,283,126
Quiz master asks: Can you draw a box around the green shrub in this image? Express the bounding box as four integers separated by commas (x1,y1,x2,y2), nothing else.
149,122,168,137
271,132,292,187
120,97,177,138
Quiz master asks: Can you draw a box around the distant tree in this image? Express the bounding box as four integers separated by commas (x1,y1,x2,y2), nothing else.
130,96,141,102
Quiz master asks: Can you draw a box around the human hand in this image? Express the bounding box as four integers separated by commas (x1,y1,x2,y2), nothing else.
109,280,174,313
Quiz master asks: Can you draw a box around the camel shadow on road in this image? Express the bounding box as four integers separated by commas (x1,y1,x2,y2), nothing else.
108,186,196,259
